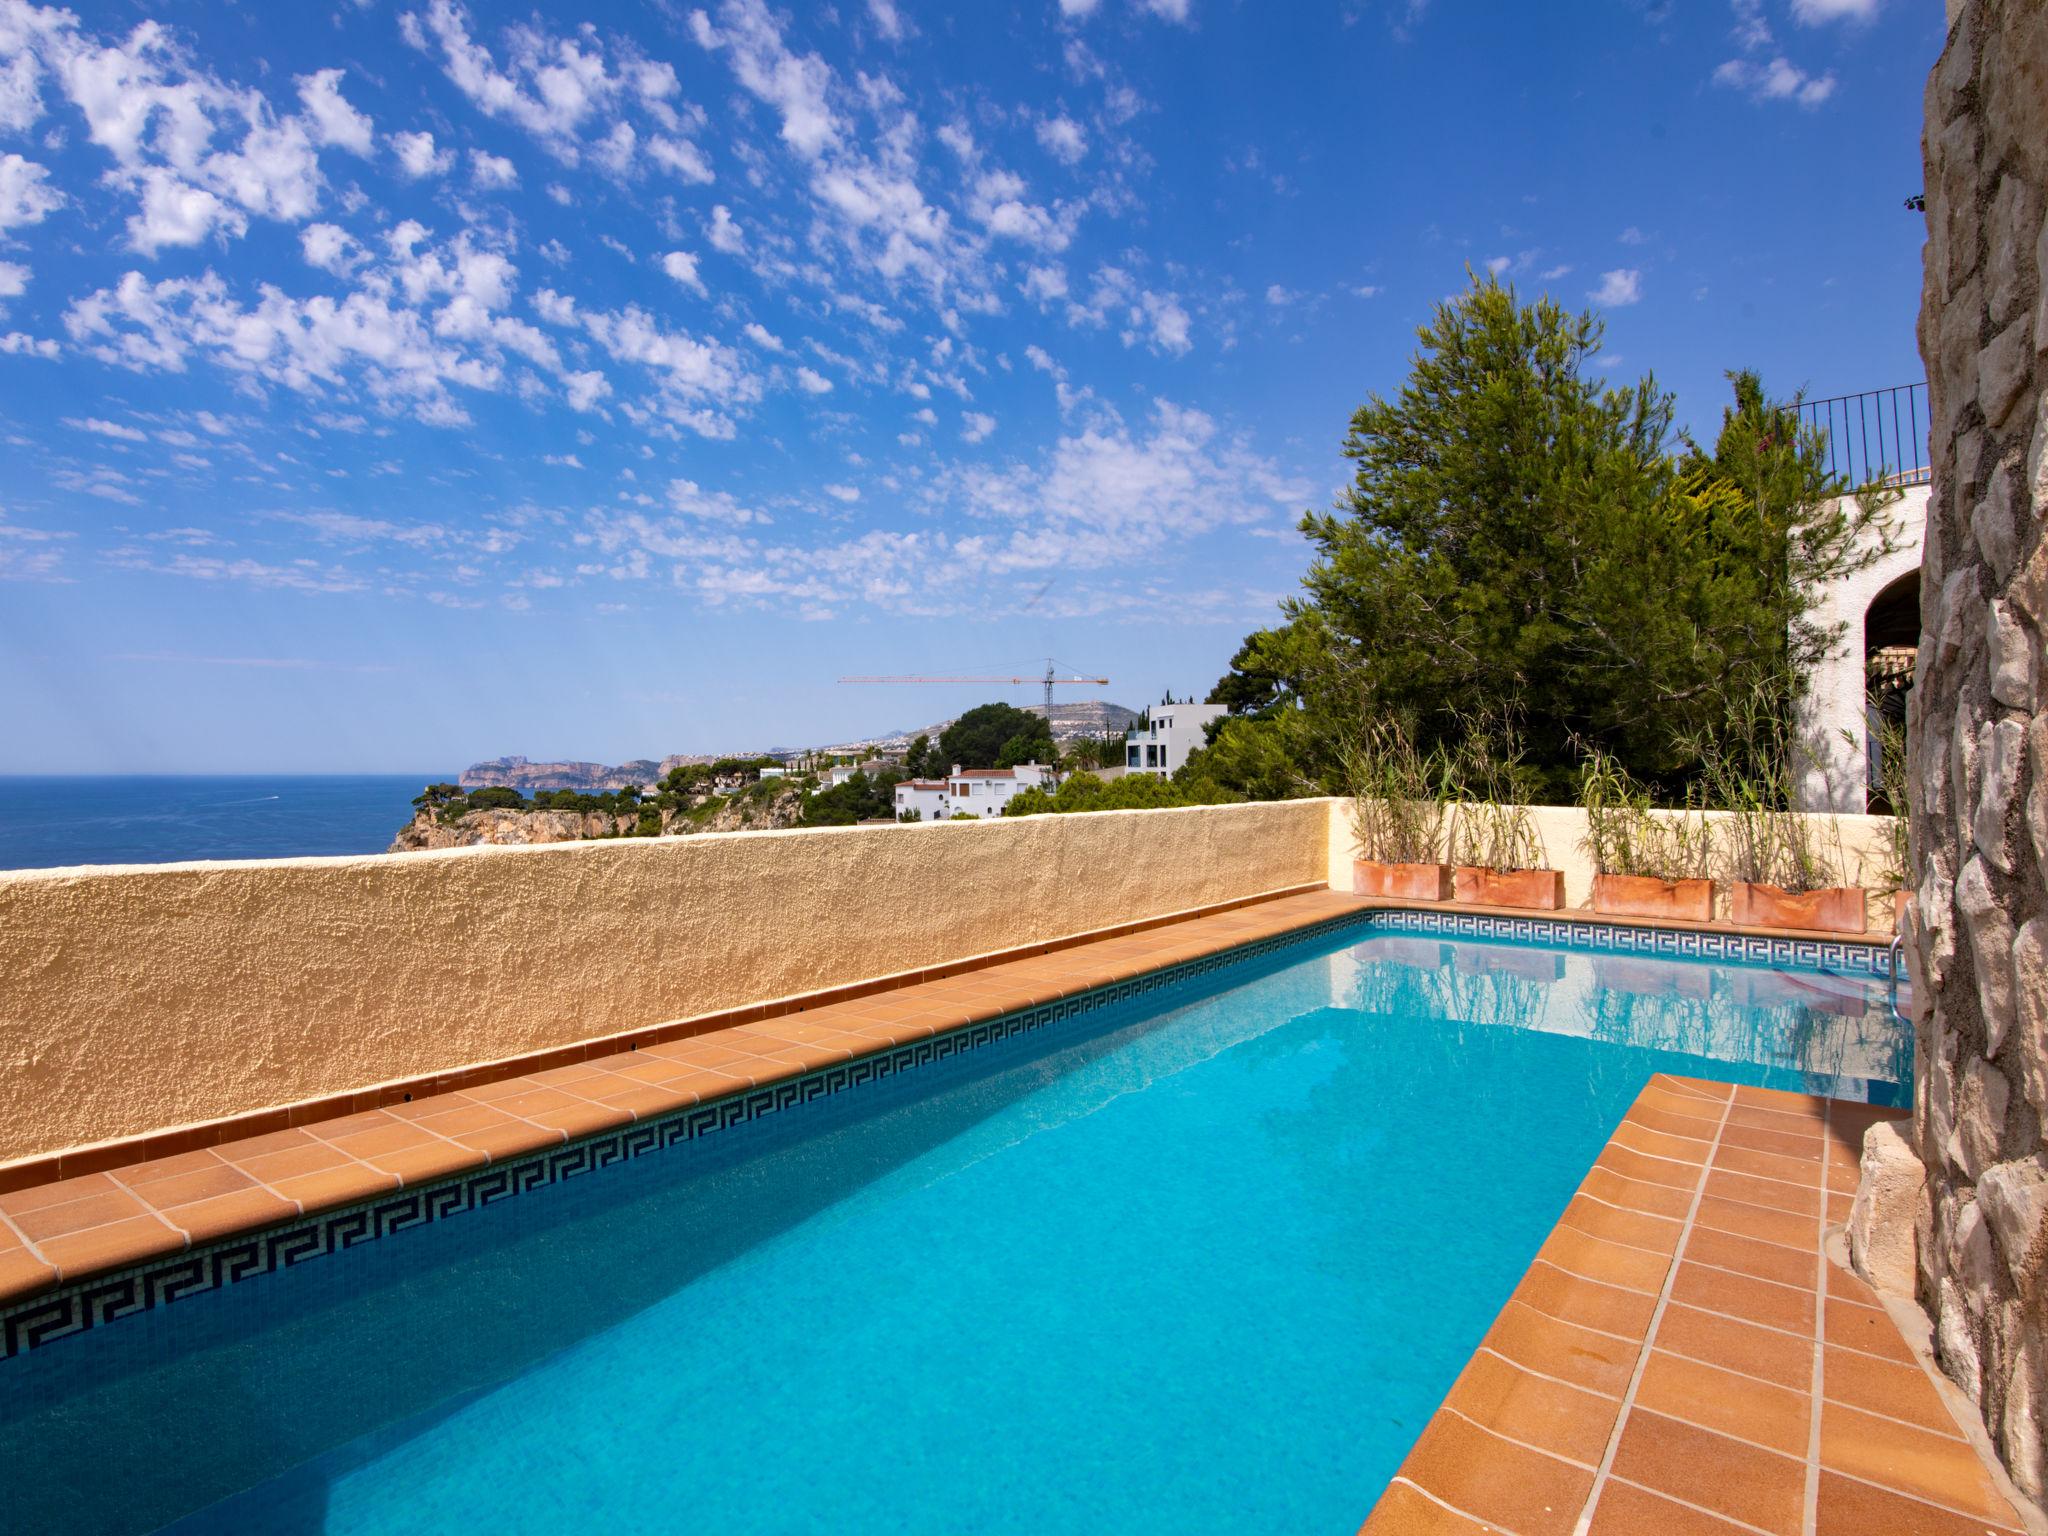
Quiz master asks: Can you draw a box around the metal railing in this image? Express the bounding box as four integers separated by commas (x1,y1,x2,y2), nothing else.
1798,383,1930,489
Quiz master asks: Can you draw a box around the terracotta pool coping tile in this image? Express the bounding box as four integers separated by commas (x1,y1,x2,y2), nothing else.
1712,1142,1832,1188
1666,1261,1817,1337
1439,1348,1623,1466
119,1160,259,1212
8,1187,150,1243
0,1171,125,1218
1586,1479,1763,1536
1680,1224,1821,1292
1633,1348,1811,1457
1535,1224,1675,1296
1814,1471,2028,1536
1580,1166,1697,1222
1653,1301,1817,1392
1591,1145,1702,1195
355,1139,488,1188
1556,1193,1685,1255
1701,1168,1823,1220
1478,1303,1642,1399
1822,1346,1968,1437
1359,1480,1504,1534
1389,1408,1595,1536
1605,1408,1807,1535
0,1246,58,1303
269,1163,400,1214
158,1187,301,1245
1818,1401,2017,1521
1360,1078,2032,1536
38,1214,185,1277
1823,1296,1921,1365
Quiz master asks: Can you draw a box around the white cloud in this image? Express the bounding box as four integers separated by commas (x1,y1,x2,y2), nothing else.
64,415,147,442
392,130,455,178
1036,114,1088,165
301,222,364,276
0,153,63,233
1790,0,1879,21
795,365,833,394
296,70,375,156
690,0,839,160
706,203,745,254
1619,226,1645,245
1264,283,1296,305
1352,284,1383,298
544,452,584,467
961,411,995,443
1144,0,1193,18
661,249,707,294
646,135,714,183
0,259,25,298
1058,0,1104,15
0,331,59,358
824,481,861,501
470,150,519,189
1588,268,1642,307
742,321,784,351
867,0,910,41
1023,263,1069,304
1713,55,1836,106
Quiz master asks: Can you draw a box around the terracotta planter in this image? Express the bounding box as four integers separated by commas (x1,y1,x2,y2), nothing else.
1729,881,1867,935
1352,860,1450,901
1591,873,1714,924
1453,866,1564,910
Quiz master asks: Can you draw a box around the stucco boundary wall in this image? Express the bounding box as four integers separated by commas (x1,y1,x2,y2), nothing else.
0,800,1334,1168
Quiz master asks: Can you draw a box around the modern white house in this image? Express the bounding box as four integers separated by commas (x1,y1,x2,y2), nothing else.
893,778,951,821
1125,701,1228,776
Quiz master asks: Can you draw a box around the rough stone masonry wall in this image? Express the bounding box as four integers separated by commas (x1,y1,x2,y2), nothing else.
1906,0,2048,1498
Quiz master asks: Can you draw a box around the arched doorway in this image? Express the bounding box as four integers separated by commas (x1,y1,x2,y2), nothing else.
1863,566,1919,812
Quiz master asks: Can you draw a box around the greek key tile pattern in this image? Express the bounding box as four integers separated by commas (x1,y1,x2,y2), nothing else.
0,906,1891,1360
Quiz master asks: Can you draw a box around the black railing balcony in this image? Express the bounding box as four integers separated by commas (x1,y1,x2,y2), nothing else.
1798,383,1930,489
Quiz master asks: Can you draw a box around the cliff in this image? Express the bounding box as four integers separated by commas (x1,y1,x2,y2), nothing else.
390,785,808,851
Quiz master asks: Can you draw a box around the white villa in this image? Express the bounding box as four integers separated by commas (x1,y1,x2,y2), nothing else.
894,763,1055,820
1125,701,1228,776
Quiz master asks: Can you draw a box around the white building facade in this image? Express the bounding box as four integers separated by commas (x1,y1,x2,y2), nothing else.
1794,485,1928,812
893,778,950,821
1125,702,1228,776
943,763,1053,818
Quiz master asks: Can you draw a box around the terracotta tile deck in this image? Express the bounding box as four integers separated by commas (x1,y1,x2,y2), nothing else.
0,884,1363,1311
1358,1076,2033,1536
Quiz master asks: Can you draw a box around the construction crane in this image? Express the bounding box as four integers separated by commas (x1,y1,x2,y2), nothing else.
838,658,1109,720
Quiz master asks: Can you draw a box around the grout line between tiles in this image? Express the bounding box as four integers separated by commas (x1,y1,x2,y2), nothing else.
1572,1082,1736,1536
1803,1100,1830,1536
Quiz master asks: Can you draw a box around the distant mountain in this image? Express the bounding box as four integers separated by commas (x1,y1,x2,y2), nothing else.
457,700,1141,790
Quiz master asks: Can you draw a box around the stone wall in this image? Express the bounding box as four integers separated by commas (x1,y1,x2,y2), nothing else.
1903,0,2048,1498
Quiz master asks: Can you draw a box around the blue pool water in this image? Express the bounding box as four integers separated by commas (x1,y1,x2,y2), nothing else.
0,922,1909,1536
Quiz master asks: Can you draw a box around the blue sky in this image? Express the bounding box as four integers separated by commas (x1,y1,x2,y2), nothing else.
0,0,1940,773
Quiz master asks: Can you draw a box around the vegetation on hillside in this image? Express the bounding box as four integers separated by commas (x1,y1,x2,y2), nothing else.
940,702,1054,771
1186,272,1898,807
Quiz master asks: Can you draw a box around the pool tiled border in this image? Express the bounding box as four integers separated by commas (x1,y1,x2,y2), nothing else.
0,897,1897,1363
1357,1076,2032,1536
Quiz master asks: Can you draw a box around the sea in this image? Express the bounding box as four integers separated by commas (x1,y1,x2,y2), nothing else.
0,776,438,873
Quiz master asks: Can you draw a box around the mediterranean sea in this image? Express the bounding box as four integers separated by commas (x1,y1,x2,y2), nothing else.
0,776,439,872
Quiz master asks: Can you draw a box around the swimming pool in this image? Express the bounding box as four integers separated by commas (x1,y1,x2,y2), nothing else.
0,918,1908,1535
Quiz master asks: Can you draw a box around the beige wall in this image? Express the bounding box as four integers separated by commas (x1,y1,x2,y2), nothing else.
0,800,1330,1167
